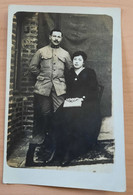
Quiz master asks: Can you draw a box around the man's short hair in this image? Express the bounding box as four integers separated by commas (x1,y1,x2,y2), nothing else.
72,51,87,61
49,29,63,36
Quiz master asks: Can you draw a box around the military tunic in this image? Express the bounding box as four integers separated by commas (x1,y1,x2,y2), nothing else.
29,44,72,136
29,45,72,97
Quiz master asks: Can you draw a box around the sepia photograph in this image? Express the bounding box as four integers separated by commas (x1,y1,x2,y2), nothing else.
3,5,125,192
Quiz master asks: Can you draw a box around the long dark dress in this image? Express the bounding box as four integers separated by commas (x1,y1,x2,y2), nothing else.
52,67,102,163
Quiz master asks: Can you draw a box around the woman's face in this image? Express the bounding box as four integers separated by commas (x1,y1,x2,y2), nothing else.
73,55,84,69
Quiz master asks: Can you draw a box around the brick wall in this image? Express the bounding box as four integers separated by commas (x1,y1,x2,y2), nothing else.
7,12,38,158
7,15,22,156
20,13,38,134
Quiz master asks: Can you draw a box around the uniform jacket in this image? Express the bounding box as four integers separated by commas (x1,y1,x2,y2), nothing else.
29,45,72,96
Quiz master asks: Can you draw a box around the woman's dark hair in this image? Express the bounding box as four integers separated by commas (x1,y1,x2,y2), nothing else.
72,51,87,61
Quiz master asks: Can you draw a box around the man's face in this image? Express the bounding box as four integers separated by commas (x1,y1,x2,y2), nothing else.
49,31,62,46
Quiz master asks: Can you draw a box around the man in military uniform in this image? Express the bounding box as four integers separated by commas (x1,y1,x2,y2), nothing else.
25,29,72,166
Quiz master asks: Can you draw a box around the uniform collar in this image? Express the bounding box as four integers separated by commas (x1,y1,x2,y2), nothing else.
50,43,60,49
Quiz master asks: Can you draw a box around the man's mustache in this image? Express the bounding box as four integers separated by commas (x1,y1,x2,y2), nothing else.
54,40,59,43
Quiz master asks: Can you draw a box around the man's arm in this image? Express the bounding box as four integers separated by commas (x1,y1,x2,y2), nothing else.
29,50,41,76
65,52,73,70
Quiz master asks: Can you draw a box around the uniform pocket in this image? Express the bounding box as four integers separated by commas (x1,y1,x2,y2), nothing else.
40,50,52,60
58,55,65,63
37,75,45,81
58,77,65,83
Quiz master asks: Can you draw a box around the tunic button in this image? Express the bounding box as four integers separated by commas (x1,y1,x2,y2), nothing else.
75,78,77,81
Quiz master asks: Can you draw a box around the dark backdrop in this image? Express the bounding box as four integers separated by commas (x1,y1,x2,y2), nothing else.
38,13,113,117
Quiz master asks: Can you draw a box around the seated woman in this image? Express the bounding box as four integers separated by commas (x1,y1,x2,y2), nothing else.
49,51,102,166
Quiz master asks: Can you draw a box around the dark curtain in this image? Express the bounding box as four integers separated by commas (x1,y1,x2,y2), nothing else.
38,13,113,117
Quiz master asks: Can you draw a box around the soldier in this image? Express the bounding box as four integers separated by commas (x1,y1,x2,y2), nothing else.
25,29,72,166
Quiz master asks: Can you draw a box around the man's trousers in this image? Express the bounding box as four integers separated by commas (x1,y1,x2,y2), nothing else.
33,87,65,138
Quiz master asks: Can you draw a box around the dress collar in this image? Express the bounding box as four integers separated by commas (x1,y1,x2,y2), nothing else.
74,67,85,76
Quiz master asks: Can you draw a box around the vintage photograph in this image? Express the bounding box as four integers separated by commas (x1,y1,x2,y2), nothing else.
3,5,125,192
7,11,114,168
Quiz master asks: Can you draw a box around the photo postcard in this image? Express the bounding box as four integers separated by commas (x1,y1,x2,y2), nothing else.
3,5,126,192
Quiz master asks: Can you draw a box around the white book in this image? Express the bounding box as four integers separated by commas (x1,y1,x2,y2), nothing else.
63,98,83,107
